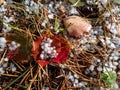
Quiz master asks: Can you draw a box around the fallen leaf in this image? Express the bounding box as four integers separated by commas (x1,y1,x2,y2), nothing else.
32,33,70,67
64,15,92,37
0,0,3,5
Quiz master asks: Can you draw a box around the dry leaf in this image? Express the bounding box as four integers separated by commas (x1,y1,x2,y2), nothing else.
64,15,92,37
32,33,70,67
0,0,3,5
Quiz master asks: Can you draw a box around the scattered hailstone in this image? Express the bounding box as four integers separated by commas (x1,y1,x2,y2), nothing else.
97,66,103,72
0,67,5,74
74,74,79,79
40,37,58,60
89,65,95,71
4,58,9,62
2,23,11,32
100,0,108,5
69,6,79,15
0,37,7,51
10,63,17,72
3,63,8,68
48,13,54,19
8,41,20,51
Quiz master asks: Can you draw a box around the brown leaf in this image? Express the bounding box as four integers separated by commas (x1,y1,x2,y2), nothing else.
64,15,92,37
0,0,3,5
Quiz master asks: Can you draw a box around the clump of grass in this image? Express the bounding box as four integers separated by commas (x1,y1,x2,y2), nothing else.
100,67,117,88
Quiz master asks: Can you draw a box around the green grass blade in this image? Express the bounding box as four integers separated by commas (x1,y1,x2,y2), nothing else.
3,69,29,90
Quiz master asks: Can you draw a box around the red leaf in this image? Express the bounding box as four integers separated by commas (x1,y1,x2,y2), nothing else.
32,33,70,67
35,60,49,67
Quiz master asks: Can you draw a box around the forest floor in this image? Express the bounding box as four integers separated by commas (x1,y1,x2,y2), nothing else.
0,0,120,90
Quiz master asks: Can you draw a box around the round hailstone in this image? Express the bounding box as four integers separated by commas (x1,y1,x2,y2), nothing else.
74,74,79,79
100,0,108,5
97,66,102,72
10,63,17,72
48,13,54,19
0,67,5,74
11,66,17,72
74,79,79,84
3,63,8,68
113,62,119,66
89,65,95,71
4,58,9,62
40,54,44,60
78,82,84,87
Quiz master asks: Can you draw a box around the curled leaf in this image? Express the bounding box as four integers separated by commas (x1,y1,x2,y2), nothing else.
64,15,92,37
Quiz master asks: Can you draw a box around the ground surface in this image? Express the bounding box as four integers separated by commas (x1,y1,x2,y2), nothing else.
0,0,120,90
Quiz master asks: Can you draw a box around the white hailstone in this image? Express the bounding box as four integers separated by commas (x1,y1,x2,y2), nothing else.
4,58,9,62
17,43,20,47
112,65,117,69
109,43,116,49
0,67,5,74
97,59,101,63
11,41,16,45
82,82,88,86
100,0,108,5
106,38,111,45
91,71,97,76
97,66,102,72
41,20,47,27
69,6,79,15
109,62,114,68
89,65,95,71
10,63,17,72
47,38,53,43
74,74,79,79
105,63,109,67
48,13,54,19
93,78,97,82
114,82,119,89
47,50,52,54
69,76,74,82
113,62,118,66
113,56,119,61
100,87,104,90
78,82,84,87
74,79,78,84
3,63,8,68
40,54,44,59
73,83,78,86
44,43,49,48
0,37,7,43
85,87,90,90
11,66,17,72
